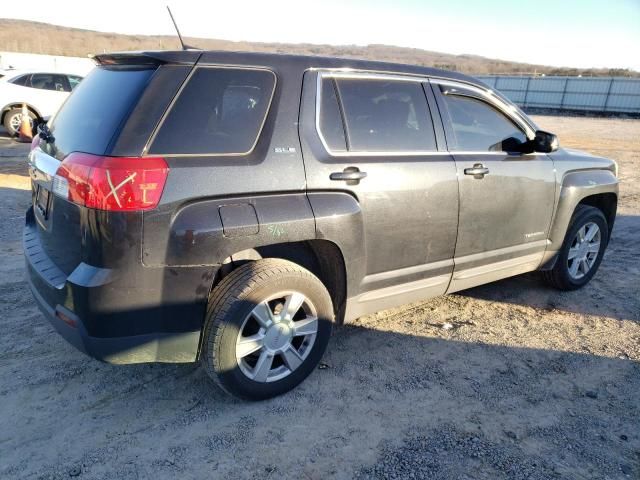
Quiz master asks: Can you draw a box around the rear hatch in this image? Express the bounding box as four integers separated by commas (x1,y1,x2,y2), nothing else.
28,65,162,276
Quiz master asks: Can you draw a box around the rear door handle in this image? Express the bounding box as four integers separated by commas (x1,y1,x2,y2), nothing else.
330,167,367,182
464,164,490,177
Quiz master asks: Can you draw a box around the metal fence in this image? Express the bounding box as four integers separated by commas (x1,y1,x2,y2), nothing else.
476,75,640,114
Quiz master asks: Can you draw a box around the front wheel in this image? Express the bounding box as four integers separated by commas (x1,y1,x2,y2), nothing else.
542,205,609,290
200,259,334,400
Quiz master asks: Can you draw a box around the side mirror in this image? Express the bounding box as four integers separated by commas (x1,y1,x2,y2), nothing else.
533,130,559,153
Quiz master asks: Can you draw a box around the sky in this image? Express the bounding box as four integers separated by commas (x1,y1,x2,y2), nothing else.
3,0,640,70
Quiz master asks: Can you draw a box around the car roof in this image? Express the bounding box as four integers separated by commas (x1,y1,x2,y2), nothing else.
93,50,490,90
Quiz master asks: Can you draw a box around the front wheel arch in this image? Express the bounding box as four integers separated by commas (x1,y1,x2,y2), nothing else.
577,193,617,238
542,204,609,290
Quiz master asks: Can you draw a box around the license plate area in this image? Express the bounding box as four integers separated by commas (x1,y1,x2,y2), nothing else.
35,185,50,219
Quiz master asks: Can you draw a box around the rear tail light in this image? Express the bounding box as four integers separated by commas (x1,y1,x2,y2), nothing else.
53,153,169,211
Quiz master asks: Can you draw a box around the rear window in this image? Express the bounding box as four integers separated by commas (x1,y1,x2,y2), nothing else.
50,67,155,156
149,67,276,155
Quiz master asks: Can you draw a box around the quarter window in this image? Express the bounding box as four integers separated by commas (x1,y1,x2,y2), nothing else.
150,68,275,155
68,75,83,90
441,93,527,151
320,77,437,153
10,74,30,86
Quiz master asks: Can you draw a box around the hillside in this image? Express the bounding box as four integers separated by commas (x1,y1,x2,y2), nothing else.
1,18,636,77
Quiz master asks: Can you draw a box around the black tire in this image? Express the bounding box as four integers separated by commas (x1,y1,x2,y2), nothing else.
200,258,334,400
542,205,609,291
3,107,36,137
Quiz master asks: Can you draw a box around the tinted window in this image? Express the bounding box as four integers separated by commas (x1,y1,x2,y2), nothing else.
50,67,155,156
319,78,347,151
10,74,30,86
68,75,82,90
150,68,275,155
441,94,527,151
30,74,70,92
334,79,436,152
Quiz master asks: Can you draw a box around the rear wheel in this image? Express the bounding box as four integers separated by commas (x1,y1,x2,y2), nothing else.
201,259,334,400
3,107,36,137
543,205,608,290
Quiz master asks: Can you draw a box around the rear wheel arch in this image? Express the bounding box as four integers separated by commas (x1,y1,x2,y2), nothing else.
200,258,335,399
211,239,348,324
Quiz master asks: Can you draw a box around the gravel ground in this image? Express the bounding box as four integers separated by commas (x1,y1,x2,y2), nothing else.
0,115,638,479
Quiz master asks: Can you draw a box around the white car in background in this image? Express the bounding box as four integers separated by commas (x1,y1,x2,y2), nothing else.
0,70,83,136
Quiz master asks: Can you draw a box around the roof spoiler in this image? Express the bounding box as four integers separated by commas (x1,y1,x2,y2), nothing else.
91,51,202,66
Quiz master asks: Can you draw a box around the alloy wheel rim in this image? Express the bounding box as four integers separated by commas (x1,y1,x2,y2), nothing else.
9,113,22,130
235,291,318,383
567,222,601,280
9,113,32,132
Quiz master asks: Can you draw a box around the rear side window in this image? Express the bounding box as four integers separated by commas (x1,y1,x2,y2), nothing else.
149,68,276,155
30,73,70,92
10,74,30,86
440,93,527,151
50,67,155,156
332,78,437,152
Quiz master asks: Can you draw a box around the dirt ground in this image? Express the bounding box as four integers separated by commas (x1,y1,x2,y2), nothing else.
0,115,638,480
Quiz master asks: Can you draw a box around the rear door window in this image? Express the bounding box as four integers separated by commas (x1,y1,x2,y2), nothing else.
50,67,155,156
30,73,70,92
333,78,437,152
149,67,276,155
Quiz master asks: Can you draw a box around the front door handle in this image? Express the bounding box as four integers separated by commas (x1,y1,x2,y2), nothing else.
330,167,367,183
464,164,490,178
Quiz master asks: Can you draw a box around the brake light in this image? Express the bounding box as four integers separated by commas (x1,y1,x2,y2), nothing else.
53,153,169,211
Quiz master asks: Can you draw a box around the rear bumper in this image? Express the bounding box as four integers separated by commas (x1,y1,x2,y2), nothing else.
26,277,201,364
24,213,207,364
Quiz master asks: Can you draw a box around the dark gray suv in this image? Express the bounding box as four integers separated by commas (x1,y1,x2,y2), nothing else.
25,51,618,399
